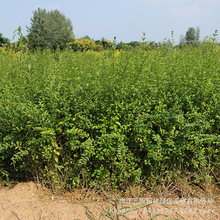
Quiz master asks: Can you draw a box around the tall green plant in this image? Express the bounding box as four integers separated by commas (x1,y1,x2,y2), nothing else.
0,40,219,192
27,8,73,50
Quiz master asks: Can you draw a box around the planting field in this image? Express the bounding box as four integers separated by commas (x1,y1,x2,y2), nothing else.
0,43,219,193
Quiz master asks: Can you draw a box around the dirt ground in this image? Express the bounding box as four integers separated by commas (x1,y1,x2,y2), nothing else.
0,181,219,220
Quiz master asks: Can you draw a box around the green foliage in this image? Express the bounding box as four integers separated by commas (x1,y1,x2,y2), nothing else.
68,37,103,51
116,41,141,50
101,38,113,49
127,41,141,47
12,26,29,53
80,35,92,40
67,37,114,52
27,8,73,50
0,33,10,47
0,41,219,191
184,27,200,46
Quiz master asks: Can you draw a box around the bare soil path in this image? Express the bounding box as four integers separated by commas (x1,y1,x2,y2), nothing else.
0,182,219,220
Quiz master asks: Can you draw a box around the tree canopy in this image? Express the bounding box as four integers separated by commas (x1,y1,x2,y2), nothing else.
185,27,200,42
27,8,73,50
0,33,10,47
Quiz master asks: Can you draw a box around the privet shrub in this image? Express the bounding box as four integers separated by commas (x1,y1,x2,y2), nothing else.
0,44,219,190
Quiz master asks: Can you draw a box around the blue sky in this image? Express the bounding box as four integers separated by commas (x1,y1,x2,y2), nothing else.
1,0,220,44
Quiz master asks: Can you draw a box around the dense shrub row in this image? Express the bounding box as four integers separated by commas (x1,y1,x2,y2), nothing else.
67,37,113,51
0,43,219,191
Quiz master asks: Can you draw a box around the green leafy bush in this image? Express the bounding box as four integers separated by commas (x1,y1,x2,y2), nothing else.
0,43,219,191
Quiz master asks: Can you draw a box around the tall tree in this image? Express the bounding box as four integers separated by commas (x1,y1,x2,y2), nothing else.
27,8,74,50
185,26,200,42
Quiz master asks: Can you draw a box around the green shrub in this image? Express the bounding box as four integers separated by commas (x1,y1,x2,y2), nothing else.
0,43,219,191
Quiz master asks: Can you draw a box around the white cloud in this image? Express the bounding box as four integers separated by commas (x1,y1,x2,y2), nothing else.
170,5,202,16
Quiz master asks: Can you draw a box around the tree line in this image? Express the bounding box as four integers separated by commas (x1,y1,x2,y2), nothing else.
0,8,218,51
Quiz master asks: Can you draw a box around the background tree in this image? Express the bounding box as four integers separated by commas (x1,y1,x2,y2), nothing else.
27,8,73,50
163,38,173,47
179,34,186,45
100,37,113,49
80,35,92,40
0,33,10,47
185,26,200,43
127,41,140,48
195,26,200,41
116,41,126,50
